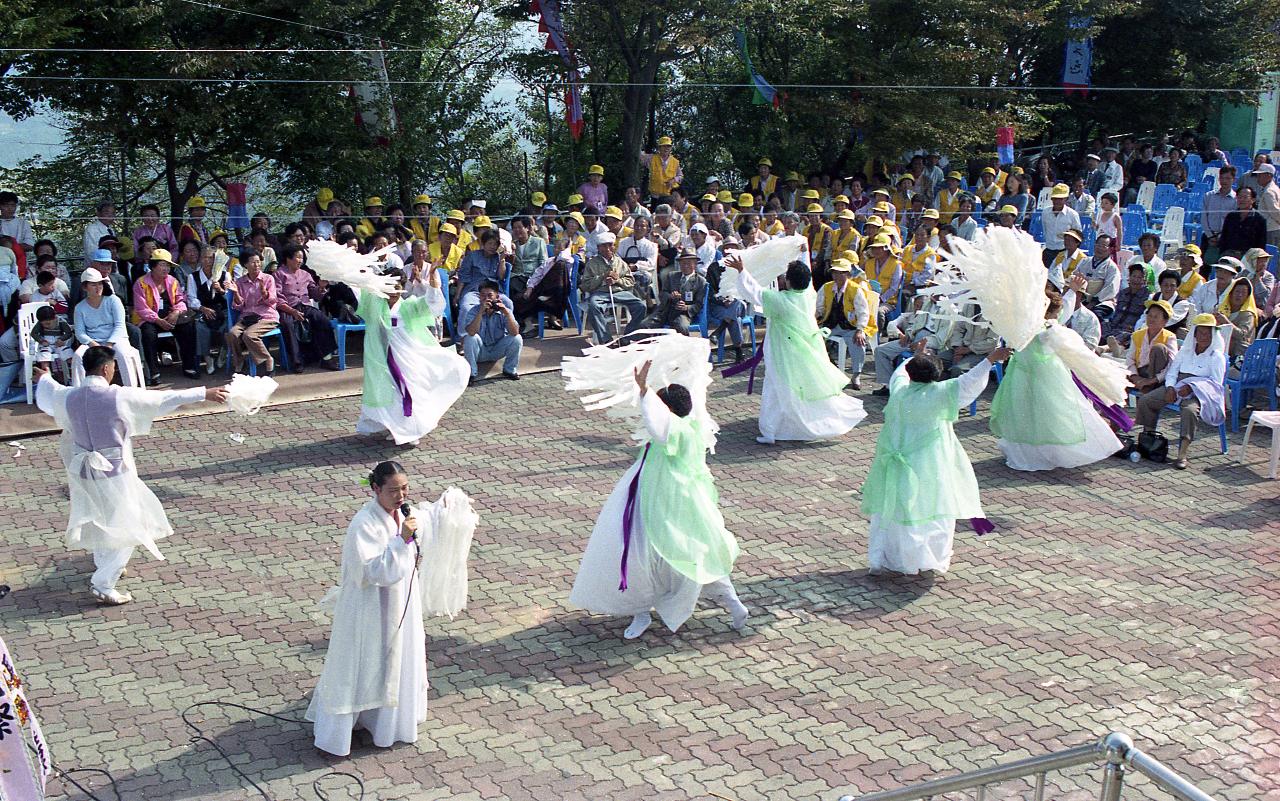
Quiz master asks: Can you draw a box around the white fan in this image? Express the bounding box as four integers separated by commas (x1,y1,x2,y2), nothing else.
718,235,807,305
932,226,1049,350
304,239,404,298
562,330,719,450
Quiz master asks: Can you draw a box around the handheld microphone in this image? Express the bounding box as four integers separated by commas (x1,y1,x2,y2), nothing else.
400,502,417,544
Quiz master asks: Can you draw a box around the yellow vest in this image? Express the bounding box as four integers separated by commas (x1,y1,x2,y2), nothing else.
873,256,903,304
648,154,680,196
1053,248,1088,279
750,174,778,196
851,277,879,336
557,232,587,256
817,280,860,329
1177,269,1204,299
429,241,463,273
805,221,832,259
901,243,935,281
976,182,1001,206
355,218,379,239
763,219,785,237
937,189,962,223
832,226,861,257
409,217,440,245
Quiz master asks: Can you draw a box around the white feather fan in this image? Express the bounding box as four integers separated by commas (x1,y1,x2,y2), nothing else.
718,235,807,304
562,330,719,450
932,226,1049,351
304,239,404,298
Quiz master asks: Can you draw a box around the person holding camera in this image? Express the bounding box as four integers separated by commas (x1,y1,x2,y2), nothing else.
461,279,522,385
224,248,280,375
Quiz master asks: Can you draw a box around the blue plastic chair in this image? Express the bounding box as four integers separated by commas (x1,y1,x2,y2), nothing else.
1080,217,1096,250
967,360,1004,416
1128,388,1229,453
1121,209,1146,248
1184,153,1204,183
714,312,757,362
436,267,456,339
1265,245,1279,278
226,306,289,375
1180,190,1203,225
1225,338,1279,431
1027,209,1045,243
330,318,366,370
1150,184,1178,222
688,291,711,338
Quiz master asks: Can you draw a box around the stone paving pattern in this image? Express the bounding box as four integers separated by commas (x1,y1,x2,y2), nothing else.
1,371,1276,801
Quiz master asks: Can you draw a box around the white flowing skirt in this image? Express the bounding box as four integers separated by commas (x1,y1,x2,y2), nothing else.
867,514,955,575
357,326,469,445
64,460,170,559
569,462,704,632
998,391,1121,471
759,371,867,442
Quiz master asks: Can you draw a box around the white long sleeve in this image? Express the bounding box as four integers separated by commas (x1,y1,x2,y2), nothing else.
640,390,673,444
955,358,995,407
362,536,415,587
737,270,765,310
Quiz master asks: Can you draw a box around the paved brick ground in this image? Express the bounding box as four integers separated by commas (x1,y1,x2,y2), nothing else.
2,371,1276,801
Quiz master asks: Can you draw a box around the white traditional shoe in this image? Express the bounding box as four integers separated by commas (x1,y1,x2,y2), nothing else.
623,612,652,639
92,588,133,605
729,602,749,631
402,439,420,449
755,436,775,445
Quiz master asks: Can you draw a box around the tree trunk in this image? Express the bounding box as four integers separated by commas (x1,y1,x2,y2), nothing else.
619,61,658,191
396,153,413,207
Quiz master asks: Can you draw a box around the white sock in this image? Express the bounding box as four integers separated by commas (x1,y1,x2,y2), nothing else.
623,612,652,639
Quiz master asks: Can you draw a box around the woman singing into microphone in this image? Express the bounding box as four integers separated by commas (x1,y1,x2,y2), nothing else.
307,461,426,756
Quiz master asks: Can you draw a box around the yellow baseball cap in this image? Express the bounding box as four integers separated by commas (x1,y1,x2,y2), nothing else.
316,187,334,210
567,211,586,227
947,171,963,180
841,249,861,265
365,196,383,207
1192,312,1217,327
716,190,734,203
865,215,884,227
567,193,584,206
758,157,773,167
837,209,856,221
999,204,1018,215
439,223,459,237
473,215,492,228
656,136,673,146
922,208,940,220
834,194,850,205
873,201,891,213
588,164,604,176
801,189,821,200
186,195,206,209
701,193,717,202
786,171,802,181
737,193,754,209
1050,183,1070,198
871,187,891,197
1145,299,1174,318
531,191,547,206
447,209,466,222
604,205,624,220
806,203,825,214
981,167,997,176
869,233,894,249
829,258,852,272
1182,243,1203,256
151,248,176,264
414,194,432,206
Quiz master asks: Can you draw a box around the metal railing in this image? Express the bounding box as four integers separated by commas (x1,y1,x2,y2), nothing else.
842,732,1220,801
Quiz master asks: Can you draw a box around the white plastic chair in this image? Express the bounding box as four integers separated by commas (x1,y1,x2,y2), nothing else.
19,301,73,404
70,343,145,388
1201,166,1220,188
1136,181,1156,212
1239,410,1280,478
1036,186,1054,210
1158,206,1185,256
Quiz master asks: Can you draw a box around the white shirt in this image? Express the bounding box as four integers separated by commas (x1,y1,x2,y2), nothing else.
1042,206,1081,250
1065,305,1101,350
1189,281,1230,316
1165,332,1227,387
82,220,116,267
1123,255,1165,289
1078,257,1121,305
0,216,35,248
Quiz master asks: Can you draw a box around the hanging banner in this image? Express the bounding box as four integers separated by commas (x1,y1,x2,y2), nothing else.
734,30,781,108
996,126,1015,166
0,636,51,801
1061,16,1092,97
225,183,249,230
350,39,398,146
531,0,584,140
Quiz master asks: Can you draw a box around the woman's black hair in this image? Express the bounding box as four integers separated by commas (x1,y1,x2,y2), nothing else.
1158,268,1180,285
655,384,693,417
905,353,944,384
784,259,811,291
369,460,406,488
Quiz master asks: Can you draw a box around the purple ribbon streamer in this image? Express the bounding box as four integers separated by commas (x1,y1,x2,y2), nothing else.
386,346,413,417
721,334,765,395
619,443,651,591
970,517,995,536
1071,373,1135,432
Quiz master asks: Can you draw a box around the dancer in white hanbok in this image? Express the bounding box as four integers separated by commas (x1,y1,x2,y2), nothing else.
308,461,478,756
724,255,866,444
34,346,229,604
355,273,469,447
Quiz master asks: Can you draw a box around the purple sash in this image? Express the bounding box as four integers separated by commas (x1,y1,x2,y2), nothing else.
386,347,413,417
722,334,765,394
618,443,651,591
970,518,995,536
1072,373,1134,432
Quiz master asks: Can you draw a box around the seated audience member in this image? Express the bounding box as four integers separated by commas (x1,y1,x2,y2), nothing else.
133,247,199,383
185,244,231,374
73,266,144,385
1126,300,1179,393
816,257,869,388
274,243,337,371
643,247,708,334
224,249,280,375
462,279,522,385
